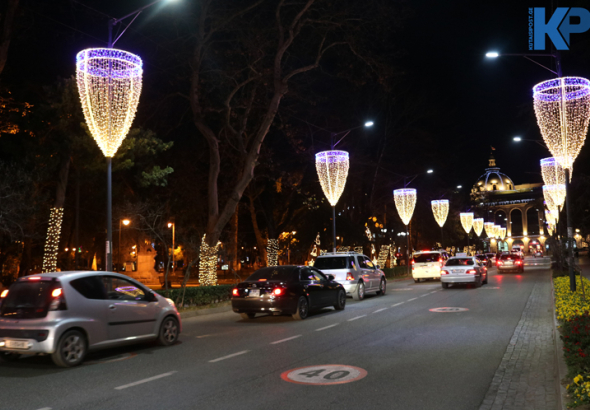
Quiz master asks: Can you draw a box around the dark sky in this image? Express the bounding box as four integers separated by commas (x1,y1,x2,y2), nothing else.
5,0,590,192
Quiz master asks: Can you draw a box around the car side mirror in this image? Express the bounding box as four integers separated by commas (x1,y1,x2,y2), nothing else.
147,291,158,302
327,274,335,281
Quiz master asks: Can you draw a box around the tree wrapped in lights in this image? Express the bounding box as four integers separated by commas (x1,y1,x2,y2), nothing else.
199,235,220,286
473,218,484,237
315,151,349,252
431,200,449,227
394,189,417,226
42,208,64,273
484,222,495,238
267,239,279,267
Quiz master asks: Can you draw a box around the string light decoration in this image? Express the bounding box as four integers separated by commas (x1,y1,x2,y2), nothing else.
500,227,506,240
543,185,561,218
544,183,566,209
533,77,590,171
541,157,568,187
493,225,501,238
473,218,484,237
365,225,372,240
378,245,391,268
199,235,220,286
394,189,417,225
460,213,474,234
545,209,558,225
76,48,143,157
431,200,449,227
354,246,364,254
337,246,350,252
266,238,279,267
315,151,350,206
484,222,495,238
42,208,64,273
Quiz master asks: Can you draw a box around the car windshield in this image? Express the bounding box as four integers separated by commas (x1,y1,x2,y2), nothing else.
0,280,55,319
413,253,440,263
445,258,474,266
313,257,354,270
246,267,297,282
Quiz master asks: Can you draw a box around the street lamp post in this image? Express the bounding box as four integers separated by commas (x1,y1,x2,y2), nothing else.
119,219,130,271
168,222,175,273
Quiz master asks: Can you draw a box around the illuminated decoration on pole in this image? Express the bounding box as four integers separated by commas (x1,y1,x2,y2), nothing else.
500,227,506,240
484,222,495,238
533,77,590,171
543,185,561,220
199,235,220,286
315,150,349,252
541,157,568,187
460,213,474,234
42,208,64,273
544,184,566,209
493,225,501,238
473,218,484,237
431,200,449,227
76,48,143,158
267,238,279,267
394,189,417,225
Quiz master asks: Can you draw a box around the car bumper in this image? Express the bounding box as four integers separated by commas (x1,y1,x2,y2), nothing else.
498,265,522,271
412,270,441,279
441,275,479,284
0,328,56,355
231,296,297,315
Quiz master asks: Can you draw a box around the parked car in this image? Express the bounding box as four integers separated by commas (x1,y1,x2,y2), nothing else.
0,271,181,367
497,253,524,273
313,252,386,300
440,256,488,289
411,250,449,282
475,254,492,268
231,266,346,320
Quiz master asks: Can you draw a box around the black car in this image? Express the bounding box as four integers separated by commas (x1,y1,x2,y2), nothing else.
475,254,492,268
231,266,346,320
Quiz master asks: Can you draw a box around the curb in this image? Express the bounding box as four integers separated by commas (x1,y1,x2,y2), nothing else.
179,302,233,319
550,278,569,410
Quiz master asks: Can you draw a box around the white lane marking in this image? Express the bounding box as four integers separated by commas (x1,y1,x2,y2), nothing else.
391,302,404,307
196,334,212,339
315,324,339,331
36,408,52,410
407,298,417,301
271,335,302,344
209,350,250,363
420,294,428,297
114,371,177,390
348,315,367,321
430,291,437,294
373,308,388,313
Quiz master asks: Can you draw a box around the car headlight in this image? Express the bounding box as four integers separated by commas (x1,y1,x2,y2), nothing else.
166,298,176,307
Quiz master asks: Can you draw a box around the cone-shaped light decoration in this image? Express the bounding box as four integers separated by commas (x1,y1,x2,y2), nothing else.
473,218,484,237
484,222,495,238
315,151,350,206
546,183,566,208
394,189,417,225
500,227,506,240
547,224,554,236
494,225,501,238
545,208,559,225
533,77,590,171
543,185,562,217
76,48,143,157
541,157,568,186
460,212,474,234
431,200,449,227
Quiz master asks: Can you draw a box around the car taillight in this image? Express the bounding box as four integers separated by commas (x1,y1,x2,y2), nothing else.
28,276,41,280
441,270,449,275
467,269,477,274
346,272,354,281
273,288,284,296
0,289,7,298
51,288,62,298
516,260,522,265
232,288,239,296
411,259,415,265
497,261,503,266
48,287,67,311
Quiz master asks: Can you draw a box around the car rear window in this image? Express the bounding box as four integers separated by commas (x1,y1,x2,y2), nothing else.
445,258,474,266
313,257,353,270
0,280,56,319
246,267,298,282
70,276,107,300
413,253,440,263
501,254,521,260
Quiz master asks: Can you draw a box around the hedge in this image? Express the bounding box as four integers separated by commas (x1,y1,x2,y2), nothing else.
383,266,409,279
161,285,234,308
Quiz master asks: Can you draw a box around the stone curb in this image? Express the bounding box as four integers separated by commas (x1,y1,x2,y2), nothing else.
551,279,570,410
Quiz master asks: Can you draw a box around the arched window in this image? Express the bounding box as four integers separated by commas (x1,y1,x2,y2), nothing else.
493,184,497,191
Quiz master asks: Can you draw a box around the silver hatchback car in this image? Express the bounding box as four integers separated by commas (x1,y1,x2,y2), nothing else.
0,271,181,367
440,256,488,289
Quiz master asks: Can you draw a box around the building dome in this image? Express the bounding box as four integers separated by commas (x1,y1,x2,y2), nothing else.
473,152,515,193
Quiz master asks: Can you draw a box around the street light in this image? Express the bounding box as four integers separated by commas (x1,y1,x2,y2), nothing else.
485,51,562,76
512,136,547,149
118,219,130,271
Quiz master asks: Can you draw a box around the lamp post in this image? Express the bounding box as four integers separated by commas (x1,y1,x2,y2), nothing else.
485,51,562,77
394,189,417,276
513,136,547,149
168,222,175,273
118,219,130,271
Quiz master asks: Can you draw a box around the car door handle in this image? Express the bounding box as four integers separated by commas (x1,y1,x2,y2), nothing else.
109,304,116,310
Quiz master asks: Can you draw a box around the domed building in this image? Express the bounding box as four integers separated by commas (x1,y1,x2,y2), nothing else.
470,151,545,254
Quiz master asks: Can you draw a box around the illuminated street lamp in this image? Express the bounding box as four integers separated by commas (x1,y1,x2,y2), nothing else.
316,151,350,252
394,188,417,276
118,219,130,271
431,199,449,247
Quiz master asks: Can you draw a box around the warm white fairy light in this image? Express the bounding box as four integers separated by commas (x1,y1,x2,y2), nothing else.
484,222,495,238
543,185,561,218
493,225,501,238
500,227,506,240
394,189,417,225
315,151,349,206
540,157,568,187
544,183,566,209
473,218,484,237
431,200,449,227
533,77,590,171
460,212,474,234
267,238,279,267
378,245,390,268
199,235,220,286
42,208,64,273
354,246,364,254
545,209,559,225
76,48,143,158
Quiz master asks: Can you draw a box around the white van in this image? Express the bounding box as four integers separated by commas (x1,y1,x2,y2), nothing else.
411,250,449,282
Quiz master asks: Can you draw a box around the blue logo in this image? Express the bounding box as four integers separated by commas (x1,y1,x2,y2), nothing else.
529,7,590,50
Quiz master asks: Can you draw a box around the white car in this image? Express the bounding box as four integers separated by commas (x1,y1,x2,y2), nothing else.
313,252,386,301
441,256,488,288
411,250,449,282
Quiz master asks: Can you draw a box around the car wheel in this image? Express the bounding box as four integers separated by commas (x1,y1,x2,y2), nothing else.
292,296,309,320
51,330,87,368
476,276,483,287
442,282,449,289
0,352,21,362
334,290,346,310
376,279,386,295
157,316,179,346
413,278,419,283
483,274,488,285
240,313,256,319
352,281,365,301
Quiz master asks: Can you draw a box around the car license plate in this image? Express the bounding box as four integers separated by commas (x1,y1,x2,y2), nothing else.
451,269,462,273
6,340,28,350
249,289,260,297
505,261,513,265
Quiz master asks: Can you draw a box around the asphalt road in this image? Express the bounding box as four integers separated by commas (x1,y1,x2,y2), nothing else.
0,261,552,410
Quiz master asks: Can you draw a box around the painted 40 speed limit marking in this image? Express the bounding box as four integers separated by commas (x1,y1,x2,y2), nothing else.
281,365,367,385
